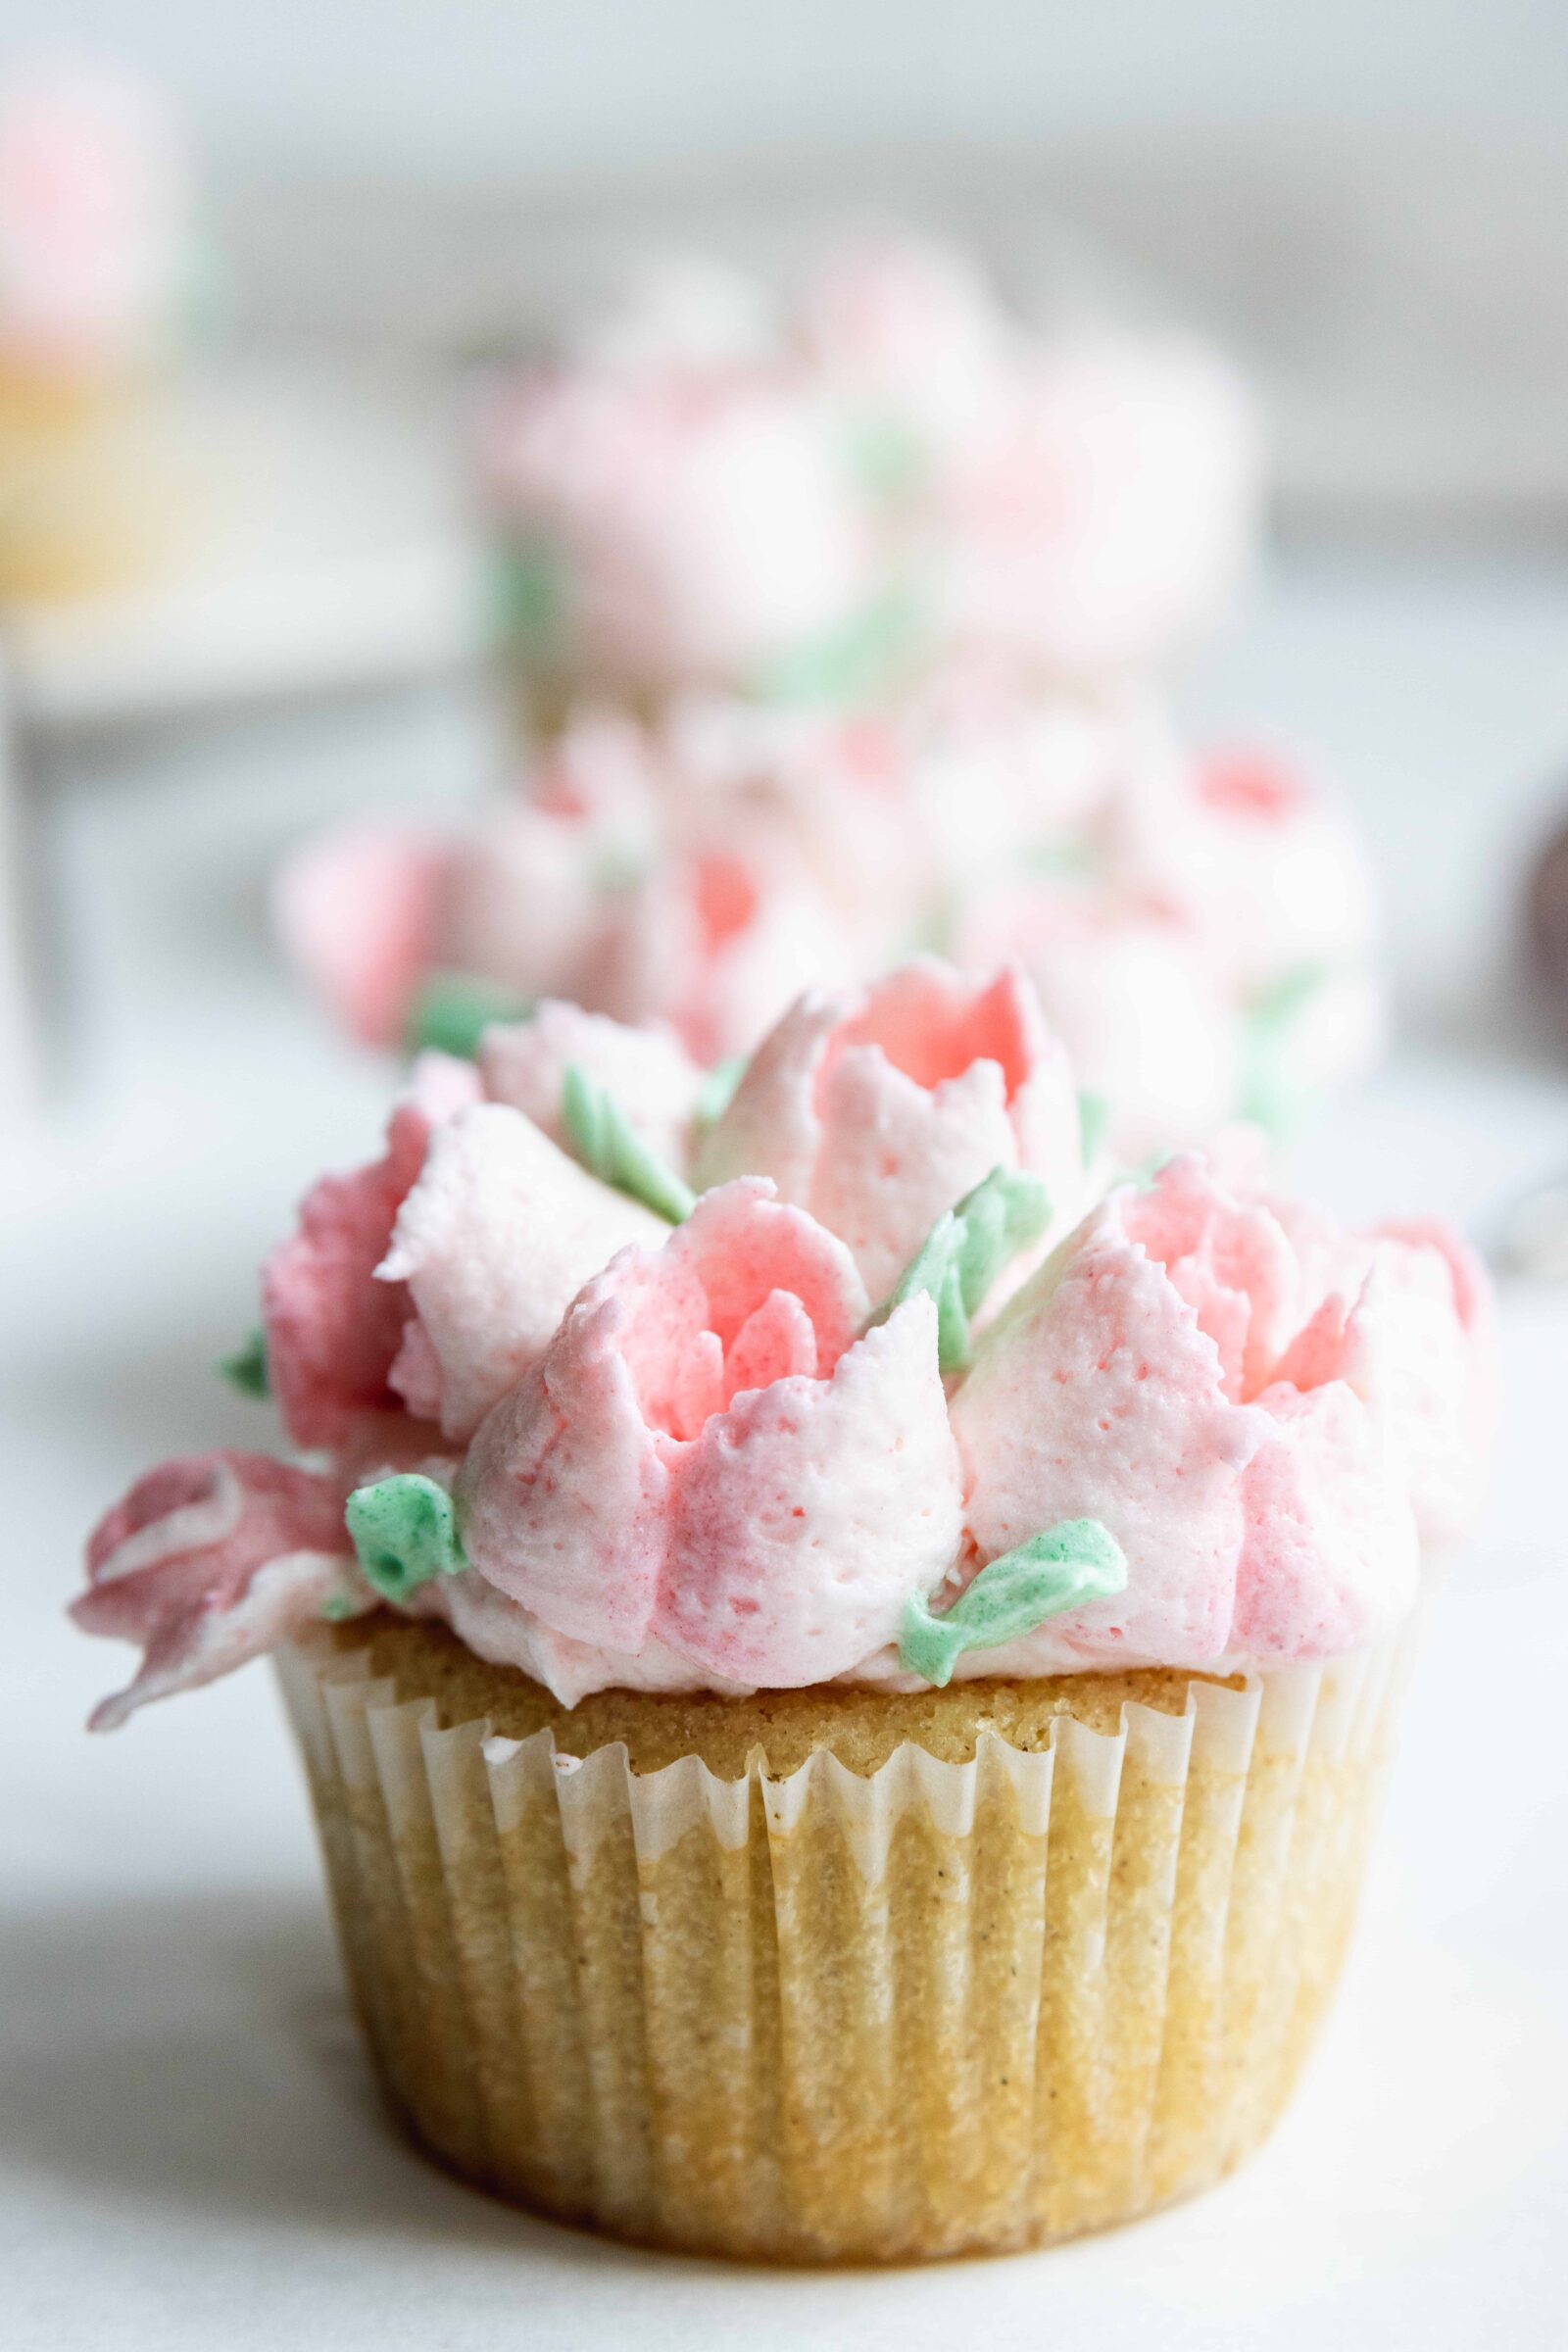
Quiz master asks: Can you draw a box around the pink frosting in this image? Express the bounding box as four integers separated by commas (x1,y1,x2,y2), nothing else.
480,366,877,696
458,1180,962,1683
272,821,449,1051
380,1102,666,1441
74,968,1490,1725
73,1453,362,1728
949,1153,1487,1670
936,336,1261,678
477,235,1261,696
695,959,1086,1298
0,59,194,372
275,685,1379,1162
479,1000,704,1170
261,1054,480,1449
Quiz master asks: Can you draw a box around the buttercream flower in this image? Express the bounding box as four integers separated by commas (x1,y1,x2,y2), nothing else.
271,820,450,1050
951,1152,1486,1670
261,1052,479,1449
378,1101,667,1443
799,232,1013,462
948,884,1243,1163
455,1178,963,1684
938,335,1261,678
694,958,1086,1299
479,368,878,697
1148,748,1380,994
479,998,705,1173
71,1453,361,1729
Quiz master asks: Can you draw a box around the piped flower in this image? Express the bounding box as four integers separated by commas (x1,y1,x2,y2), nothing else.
261,1053,479,1449
73,1453,364,1729
479,999,705,1175
451,1178,964,1684
377,1101,667,1442
694,958,1086,1299
949,1151,1481,1668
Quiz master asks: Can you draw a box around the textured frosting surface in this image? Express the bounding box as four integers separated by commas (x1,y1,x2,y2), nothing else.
475,233,1260,697
74,965,1492,1723
274,684,1382,1160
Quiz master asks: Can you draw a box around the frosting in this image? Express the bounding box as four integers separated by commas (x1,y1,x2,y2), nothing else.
275,685,1379,1163
0,59,196,376
559,1063,697,1222
475,234,1260,697
899,1520,1127,1687
74,962,1491,1727
868,1164,1050,1376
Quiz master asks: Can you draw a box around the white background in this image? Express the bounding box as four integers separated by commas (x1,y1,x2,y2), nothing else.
4,547,1567,2346
7,1,1568,178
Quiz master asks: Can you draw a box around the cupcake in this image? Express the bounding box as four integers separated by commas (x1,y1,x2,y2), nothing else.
274,682,1380,1157
0,57,199,602
474,232,1260,725
74,959,1491,2261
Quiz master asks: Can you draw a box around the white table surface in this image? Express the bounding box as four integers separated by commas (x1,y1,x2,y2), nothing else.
3,550,1567,2348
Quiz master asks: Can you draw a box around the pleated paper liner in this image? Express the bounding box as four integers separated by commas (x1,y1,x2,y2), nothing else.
277,1622,1410,2264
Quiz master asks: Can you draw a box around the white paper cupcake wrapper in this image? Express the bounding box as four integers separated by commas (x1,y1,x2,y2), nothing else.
278,1627,1411,2263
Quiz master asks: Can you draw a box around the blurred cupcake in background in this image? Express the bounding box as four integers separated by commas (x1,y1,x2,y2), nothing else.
474,232,1262,728
275,680,1381,1161
0,53,202,601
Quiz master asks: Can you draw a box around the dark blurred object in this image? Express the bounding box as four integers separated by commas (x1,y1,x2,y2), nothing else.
1495,1174,1568,1280
1527,808,1568,1029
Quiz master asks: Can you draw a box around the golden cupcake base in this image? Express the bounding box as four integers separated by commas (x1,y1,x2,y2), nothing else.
279,1617,1405,2264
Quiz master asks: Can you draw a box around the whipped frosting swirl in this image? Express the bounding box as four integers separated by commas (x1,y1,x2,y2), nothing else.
74,964,1492,1725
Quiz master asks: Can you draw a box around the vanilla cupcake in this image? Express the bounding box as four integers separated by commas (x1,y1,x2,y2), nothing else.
275,683,1380,1156
474,232,1260,724
74,962,1490,2262
0,57,199,601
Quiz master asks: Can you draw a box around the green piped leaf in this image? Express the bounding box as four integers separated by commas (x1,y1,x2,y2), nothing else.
695,1054,746,1128
757,584,923,709
492,537,567,656
561,1063,696,1223
1076,1089,1109,1169
406,970,534,1061
217,1326,270,1399
1240,962,1327,1137
345,1475,466,1603
872,1164,1050,1375
900,1521,1127,1688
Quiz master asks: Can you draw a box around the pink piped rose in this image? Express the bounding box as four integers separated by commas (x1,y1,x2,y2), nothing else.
951,1152,1486,1668
457,1178,964,1684
479,998,705,1173
694,957,1087,1300
379,1101,667,1443
261,1052,479,1449
72,1453,362,1728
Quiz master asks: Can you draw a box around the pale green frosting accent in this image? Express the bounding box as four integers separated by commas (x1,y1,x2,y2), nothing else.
345,1474,466,1603
561,1064,696,1223
756,584,923,709
217,1326,270,1400
492,536,568,659
407,971,534,1061
1240,961,1327,1137
695,1054,746,1128
873,1164,1049,1375
1076,1089,1109,1168
899,1521,1128,1687
843,413,929,508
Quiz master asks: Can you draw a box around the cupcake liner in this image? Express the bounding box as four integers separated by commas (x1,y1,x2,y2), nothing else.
278,1627,1410,2264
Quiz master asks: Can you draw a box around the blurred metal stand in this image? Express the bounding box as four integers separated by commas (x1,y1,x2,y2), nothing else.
0,630,42,1120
